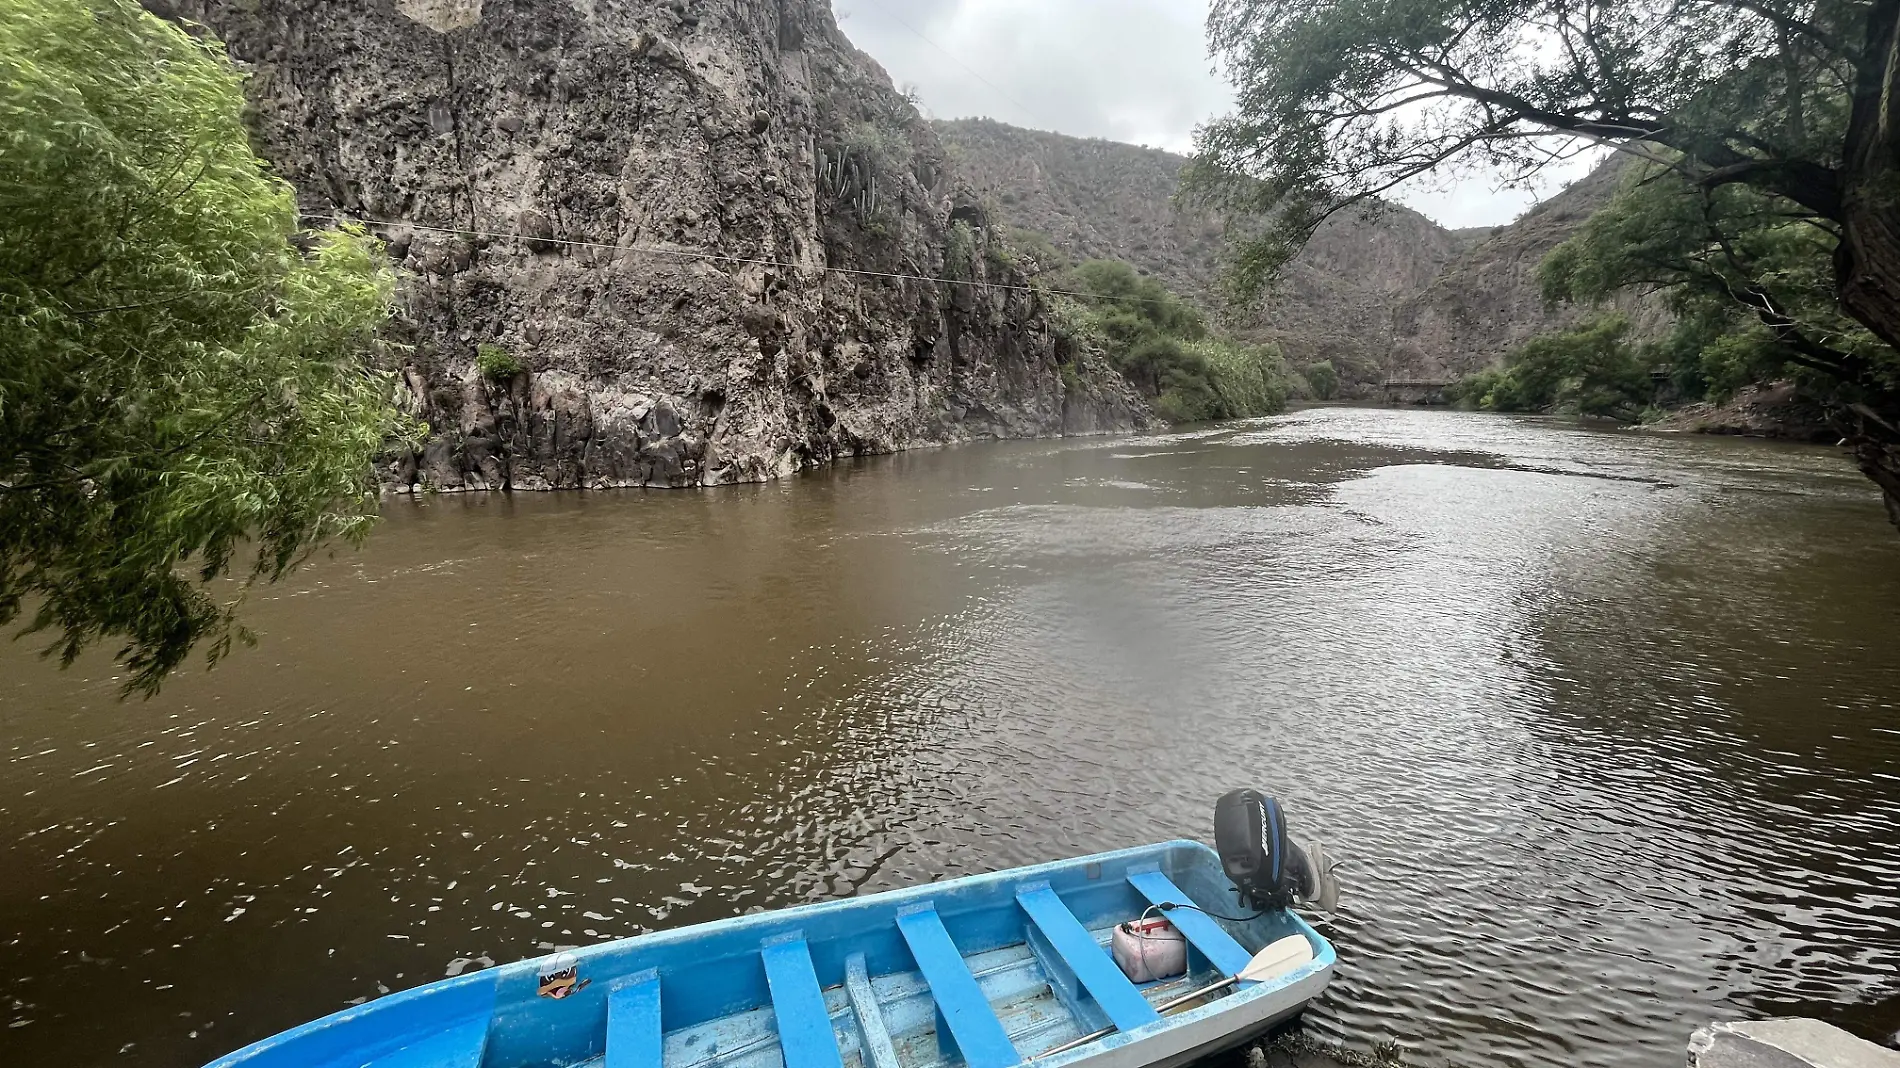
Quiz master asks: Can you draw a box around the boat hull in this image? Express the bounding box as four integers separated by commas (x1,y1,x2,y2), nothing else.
1049,987,1312,1068
205,840,1336,1068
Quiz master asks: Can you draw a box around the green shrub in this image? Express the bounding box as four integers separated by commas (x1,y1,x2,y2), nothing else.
944,220,977,280
1301,360,1340,400
1199,340,1290,417
1447,366,1517,410
1004,227,1068,274
841,121,912,178
1063,260,1206,340
984,237,1016,273
1059,362,1085,395
1057,259,1286,423
477,343,525,380
1448,315,1652,420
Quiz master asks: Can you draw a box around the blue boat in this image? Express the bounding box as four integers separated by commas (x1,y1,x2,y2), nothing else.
205,839,1336,1068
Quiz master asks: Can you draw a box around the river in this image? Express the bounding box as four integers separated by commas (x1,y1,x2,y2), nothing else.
3,407,1897,1068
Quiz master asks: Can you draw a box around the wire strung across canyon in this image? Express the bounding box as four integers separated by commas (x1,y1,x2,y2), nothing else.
300,210,1192,309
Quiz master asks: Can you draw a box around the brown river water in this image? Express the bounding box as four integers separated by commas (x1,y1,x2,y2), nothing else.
3,407,1898,1068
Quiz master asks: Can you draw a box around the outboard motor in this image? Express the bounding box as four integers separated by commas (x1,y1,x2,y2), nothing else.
1214,788,1339,912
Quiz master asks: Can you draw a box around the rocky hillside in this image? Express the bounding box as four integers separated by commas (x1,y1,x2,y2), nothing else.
935,118,1487,383
1259,204,1485,382
933,120,1226,299
1388,160,1664,384
934,118,1650,393
146,0,1148,492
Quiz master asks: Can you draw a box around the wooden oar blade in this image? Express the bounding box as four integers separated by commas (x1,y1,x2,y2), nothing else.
1237,935,1314,983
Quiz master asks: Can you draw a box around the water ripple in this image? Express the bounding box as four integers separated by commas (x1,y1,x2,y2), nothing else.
1,409,1896,1068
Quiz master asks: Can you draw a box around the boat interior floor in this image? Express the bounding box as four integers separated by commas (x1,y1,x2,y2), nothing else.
575,924,1232,1068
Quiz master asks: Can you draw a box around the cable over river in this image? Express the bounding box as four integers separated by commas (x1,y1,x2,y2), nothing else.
3,407,1897,1068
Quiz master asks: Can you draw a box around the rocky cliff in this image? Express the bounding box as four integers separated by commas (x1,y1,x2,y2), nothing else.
1387,160,1665,383
933,118,1657,394
149,0,1148,491
933,120,1226,300
934,118,1488,384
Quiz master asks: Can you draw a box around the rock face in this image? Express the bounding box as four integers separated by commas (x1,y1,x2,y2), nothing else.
148,0,1149,491
1259,204,1484,383
934,118,1485,384
933,120,1227,300
1388,159,1666,383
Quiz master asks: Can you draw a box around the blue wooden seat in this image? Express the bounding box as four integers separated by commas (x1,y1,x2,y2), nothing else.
605,971,663,1068
1015,886,1159,1031
761,938,845,1068
1125,871,1252,977
895,908,1021,1068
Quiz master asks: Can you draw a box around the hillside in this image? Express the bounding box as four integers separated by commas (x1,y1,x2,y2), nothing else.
934,117,1643,393
936,118,1488,383
1388,160,1664,383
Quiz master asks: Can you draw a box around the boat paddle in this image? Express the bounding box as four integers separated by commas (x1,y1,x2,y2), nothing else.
1033,934,1315,1059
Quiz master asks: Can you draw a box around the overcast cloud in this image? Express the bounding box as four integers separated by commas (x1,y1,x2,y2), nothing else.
835,0,1598,229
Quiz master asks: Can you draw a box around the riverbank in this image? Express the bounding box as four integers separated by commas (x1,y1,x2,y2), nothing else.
1642,382,1839,442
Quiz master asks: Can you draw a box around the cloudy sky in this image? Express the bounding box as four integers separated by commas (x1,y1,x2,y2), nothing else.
834,0,1596,229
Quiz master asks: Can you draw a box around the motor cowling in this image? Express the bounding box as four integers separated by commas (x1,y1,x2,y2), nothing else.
1214,788,1333,911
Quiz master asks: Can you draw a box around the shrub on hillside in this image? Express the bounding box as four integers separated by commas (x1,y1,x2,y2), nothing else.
1004,227,1068,274
1057,259,1287,422
477,343,525,380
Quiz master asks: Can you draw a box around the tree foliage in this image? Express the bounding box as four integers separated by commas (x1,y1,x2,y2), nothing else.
1541,158,1900,403
1055,260,1288,422
1189,0,1900,524
1450,314,1655,418
1188,0,1853,293
1301,360,1340,400
0,0,409,695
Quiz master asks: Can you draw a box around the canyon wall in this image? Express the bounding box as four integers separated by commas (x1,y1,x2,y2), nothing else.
1387,161,1667,383
934,118,1660,394
149,0,1150,491
935,118,1486,385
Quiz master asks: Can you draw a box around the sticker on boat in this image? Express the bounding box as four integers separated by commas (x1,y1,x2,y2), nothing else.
537,952,588,999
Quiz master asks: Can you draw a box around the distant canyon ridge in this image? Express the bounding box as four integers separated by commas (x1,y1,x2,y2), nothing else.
934,119,1645,397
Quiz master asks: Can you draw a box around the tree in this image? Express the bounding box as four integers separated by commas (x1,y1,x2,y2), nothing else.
1053,260,1289,422
1450,314,1655,418
1188,0,1900,525
1,0,408,695
1301,359,1340,400
1542,158,1900,405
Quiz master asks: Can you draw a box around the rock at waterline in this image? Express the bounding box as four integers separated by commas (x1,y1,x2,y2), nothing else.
1689,1019,1900,1068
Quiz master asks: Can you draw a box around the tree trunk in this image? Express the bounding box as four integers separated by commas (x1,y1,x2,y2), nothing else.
1834,0,1900,528
1847,407,1900,529
1840,0,1900,342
